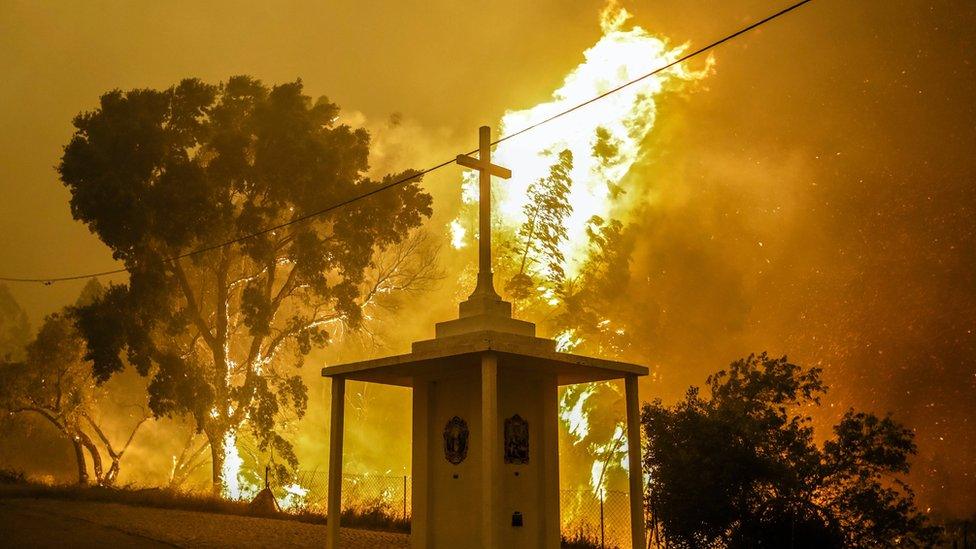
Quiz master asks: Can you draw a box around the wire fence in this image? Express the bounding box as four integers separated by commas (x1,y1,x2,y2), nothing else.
561,489,632,549
297,471,411,520
295,472,635,548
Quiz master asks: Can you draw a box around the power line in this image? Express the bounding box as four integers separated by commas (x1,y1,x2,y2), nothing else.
0,0,814,285
494,0,813,146
0,158,462,284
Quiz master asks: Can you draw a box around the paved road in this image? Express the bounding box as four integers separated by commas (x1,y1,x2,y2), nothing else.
0,498,410,548
0,500,173,548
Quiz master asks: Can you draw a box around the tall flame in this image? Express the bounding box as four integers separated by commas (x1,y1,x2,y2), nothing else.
453,3,711,279
221,430,247,499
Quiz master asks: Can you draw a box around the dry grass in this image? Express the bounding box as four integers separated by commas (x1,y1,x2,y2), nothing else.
340,500,410,532
561,530,611,549
0,471,408,533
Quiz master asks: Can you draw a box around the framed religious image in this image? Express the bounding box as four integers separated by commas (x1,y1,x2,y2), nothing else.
443,416,469,465
504,414,529,464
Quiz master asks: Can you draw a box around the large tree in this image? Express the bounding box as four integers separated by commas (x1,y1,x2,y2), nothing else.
60,76,432,495
641,353,941,548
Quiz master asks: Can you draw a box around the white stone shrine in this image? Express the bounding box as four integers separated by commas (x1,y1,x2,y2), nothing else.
322,127,648,548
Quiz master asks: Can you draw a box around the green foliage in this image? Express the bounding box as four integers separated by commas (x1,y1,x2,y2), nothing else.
59,76,432,490
592,126,624,199
642,353,941,548
493,135,642,359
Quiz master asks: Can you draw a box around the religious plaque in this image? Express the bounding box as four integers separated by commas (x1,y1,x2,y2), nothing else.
443,416,469,465
504,414,529,464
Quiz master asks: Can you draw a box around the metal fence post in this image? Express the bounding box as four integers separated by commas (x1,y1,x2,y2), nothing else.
600,488,605,549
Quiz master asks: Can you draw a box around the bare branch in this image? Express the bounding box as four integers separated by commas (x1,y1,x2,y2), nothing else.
9,406,67,434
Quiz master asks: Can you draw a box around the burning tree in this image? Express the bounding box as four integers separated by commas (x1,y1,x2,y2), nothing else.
504,149,574,301
60,76,432,495
553,215,635,358
0,309,147,486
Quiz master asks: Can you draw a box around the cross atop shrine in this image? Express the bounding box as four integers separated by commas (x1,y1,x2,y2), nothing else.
322,127,648,549
457,126,511,301
438,125,531,336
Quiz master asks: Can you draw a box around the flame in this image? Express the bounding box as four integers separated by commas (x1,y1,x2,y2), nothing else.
559,384,597,442
221,430,245,499
554,329,583,353
589,423,627,499
449,219,467,250
220,429,259,501
453,3,711,278
280,482,310,511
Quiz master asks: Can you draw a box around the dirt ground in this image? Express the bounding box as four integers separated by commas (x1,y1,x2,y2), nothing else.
0,498,410,548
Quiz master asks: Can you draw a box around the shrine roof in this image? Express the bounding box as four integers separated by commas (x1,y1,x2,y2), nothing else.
320,329,648,387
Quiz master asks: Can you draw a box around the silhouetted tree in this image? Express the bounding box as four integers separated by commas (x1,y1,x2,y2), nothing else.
74,278,105,308
0,283,30,362
60,76,432,495
642,353,941,548
506,149,573,300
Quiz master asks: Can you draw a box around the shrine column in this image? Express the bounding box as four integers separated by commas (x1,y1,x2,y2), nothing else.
541,376,561,549
481,353,499,548
625,375,646,549
411,379,430,549
326,376,346,549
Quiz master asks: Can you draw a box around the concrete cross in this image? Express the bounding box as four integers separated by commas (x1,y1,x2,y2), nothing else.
457,126,512,298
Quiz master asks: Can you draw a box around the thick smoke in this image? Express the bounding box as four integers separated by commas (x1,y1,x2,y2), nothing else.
1,0,973,521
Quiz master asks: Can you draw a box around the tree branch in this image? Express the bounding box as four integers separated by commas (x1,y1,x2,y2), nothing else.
172,258,218,352
81,412,115,458
10,406,67,435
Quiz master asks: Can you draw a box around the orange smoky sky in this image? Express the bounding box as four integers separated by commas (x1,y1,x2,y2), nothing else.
1,0,974,517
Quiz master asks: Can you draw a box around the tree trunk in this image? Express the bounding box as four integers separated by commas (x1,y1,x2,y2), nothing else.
169,435,209,489
78,432,104,484
209,430,226,497
519,210,539,276
104,458,121,486
71,439,89,485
